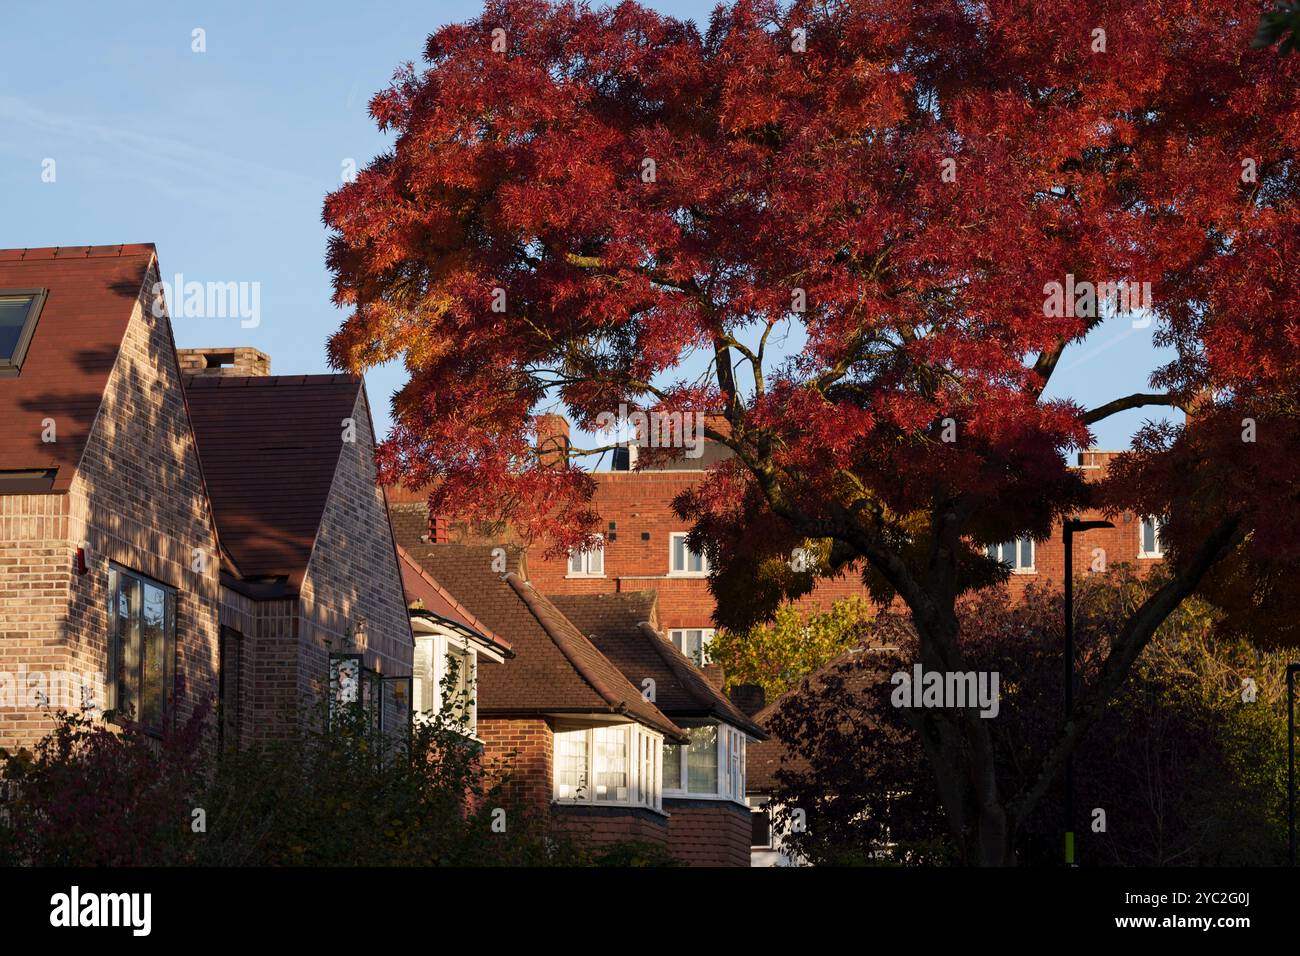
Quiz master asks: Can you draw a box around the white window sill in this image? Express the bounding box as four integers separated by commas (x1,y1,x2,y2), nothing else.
663,790,748,806
1010,568,1037,575
564,573,607,579
666,571,710,579
552,799,667,817
1137,553,1164,560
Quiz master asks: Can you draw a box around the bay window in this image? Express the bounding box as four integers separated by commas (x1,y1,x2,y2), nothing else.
553,723,663,810
662,723,747,802
106,565,176,735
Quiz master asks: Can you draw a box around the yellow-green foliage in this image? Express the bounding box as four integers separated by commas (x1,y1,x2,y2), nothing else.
710,597,875,699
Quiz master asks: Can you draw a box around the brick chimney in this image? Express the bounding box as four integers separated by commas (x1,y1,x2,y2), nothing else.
177,347,271,377
535,413,571,469
701,663,726,691
728,683,766,717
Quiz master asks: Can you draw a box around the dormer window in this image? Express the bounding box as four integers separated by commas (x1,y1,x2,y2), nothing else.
0,289,47,376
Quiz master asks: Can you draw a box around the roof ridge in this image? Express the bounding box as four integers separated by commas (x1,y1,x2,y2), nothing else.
636,620,766,738
0,243,156,262
504,574,684,741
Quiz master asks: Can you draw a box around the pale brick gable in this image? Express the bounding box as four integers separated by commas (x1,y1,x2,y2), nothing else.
0,259,222,750
297,387,413,730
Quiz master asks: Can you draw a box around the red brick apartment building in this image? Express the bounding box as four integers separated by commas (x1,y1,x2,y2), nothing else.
0,244,412,753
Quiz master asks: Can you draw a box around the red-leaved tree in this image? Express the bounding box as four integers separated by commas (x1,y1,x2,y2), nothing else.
324,0,1300,864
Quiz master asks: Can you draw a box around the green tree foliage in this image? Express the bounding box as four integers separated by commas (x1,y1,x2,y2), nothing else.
709,597,874,699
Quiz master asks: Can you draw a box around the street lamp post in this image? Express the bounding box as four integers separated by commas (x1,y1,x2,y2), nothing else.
1062,517,1114,866
1289,664,1300,866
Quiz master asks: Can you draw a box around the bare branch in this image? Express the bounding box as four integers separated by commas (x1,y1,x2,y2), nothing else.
1083,392,1185,425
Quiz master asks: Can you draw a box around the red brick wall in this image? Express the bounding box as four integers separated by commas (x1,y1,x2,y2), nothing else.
664,797,753,866
530,460,1164,629
552,803,669,851
478,715,554,818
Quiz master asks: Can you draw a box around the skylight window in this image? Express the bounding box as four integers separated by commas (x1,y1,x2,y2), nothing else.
0,289,47,375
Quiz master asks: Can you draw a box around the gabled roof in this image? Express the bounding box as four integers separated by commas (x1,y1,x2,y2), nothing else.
0,244,156,492
184,373,362,595
392,541,685,742
396,544,512,656
549,591,767,740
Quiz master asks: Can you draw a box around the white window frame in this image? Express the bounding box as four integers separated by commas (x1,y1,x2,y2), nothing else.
552,723,664,812
1138,515,1164,558
987,537,1036,574
566,535,605,578
668,627,716,666
412,632,477,736
662,722,748,804
668,532,711,577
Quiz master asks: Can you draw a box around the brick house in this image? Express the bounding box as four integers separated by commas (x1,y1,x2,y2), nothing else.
386,536,687,850
549,590,766,866
180,349,414,745
0,243,412,754
0,245,222,750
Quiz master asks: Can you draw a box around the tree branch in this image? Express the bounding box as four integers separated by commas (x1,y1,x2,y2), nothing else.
1082,392,1185,425
1007,512,1245,830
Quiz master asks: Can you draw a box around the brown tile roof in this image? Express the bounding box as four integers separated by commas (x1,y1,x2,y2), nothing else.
392,540,685,741
183,373,362,593
549,591,767,739
396,544,511,656
0,244,157,492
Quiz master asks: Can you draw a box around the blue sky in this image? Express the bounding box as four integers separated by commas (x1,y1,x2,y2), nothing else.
0,1,1176,458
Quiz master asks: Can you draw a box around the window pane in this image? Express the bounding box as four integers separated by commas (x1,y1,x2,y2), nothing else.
588,543,603,575
557,731,588,799
568,549,583,574
662,742,682,790
751,808,771,847
0,298,32,360
594,725,628,801
687,725,718,793
118,576,141,720
1142,518,1157,553
412,639,433,714
449,645,473,728
1019,538,1034,569
672,535,686,572
685,630,702,665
